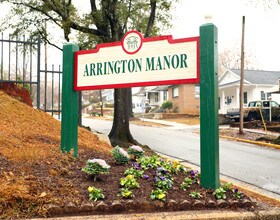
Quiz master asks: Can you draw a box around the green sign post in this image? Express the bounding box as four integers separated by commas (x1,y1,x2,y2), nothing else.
199,23,219,189
61,43,79,157
60,23,219,189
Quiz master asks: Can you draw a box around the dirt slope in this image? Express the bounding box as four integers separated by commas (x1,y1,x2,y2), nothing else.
0,91,112,218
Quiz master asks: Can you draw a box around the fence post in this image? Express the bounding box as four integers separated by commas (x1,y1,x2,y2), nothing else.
36,36,41,109
200,23,220,189
61,43,79,157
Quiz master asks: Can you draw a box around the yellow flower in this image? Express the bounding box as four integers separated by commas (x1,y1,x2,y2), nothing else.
126,175,134,179
124,191,132,197
173,160,179,165
158,193,166,199
88,186,94,193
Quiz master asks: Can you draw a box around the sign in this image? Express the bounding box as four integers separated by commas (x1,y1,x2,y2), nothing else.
74,30,199,90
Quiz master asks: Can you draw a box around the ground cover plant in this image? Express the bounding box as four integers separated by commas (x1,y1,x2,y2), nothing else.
0,91,263,219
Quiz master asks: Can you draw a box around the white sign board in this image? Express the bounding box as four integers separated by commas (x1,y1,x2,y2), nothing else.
74,31,199,90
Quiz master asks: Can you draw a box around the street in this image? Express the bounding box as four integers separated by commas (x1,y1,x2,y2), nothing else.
82,117,280,198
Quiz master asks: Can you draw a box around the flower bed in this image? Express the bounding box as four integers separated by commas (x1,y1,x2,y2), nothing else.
42,147,256,217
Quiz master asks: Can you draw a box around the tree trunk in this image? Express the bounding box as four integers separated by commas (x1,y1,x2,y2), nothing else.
109,88,138,147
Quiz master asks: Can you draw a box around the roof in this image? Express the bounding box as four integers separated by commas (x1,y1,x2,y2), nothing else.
230,69,280,85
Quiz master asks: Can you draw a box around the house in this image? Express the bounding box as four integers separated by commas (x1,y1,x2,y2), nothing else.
132,86,168,113
167,84,200,115
218,69,280,114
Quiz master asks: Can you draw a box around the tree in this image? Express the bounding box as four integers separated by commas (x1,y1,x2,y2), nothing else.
0,0,176,147
218,47,257,76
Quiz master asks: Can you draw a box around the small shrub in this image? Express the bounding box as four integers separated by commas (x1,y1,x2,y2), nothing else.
118,188,134,199
221,182,232,191
189,191,202,199
180,177,193,190
124,168,144,179
161,101,173,111
128,145,144,159
150,188,167,201
213,188,226,200
232,188,243,199
88,186,105,201
82,159,110,179
120,175,140,189
111,146,130,164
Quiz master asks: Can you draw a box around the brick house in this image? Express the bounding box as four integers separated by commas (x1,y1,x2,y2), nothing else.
168,84,200,115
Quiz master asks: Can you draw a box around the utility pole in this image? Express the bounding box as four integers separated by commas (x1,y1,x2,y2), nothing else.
239,16,245,134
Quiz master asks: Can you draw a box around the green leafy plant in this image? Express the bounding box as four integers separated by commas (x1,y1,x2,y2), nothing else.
153,167,173,191
189,191,202,199
213,188,227,200
137,155,162,169
111,146,130,164
124,167,144,179
232,188,242,199
88,186,105,201
118,188,134,199
180,177,193,190
221,182,232,191
82,159,110,180
161,101,173,111
128,145,144,159
162,160,186,174
120,175,140,189
150,188,167,201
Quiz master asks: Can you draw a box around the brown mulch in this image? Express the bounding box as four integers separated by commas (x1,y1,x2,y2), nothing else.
0,91,276,219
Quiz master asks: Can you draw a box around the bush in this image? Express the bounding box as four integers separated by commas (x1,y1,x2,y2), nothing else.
161,101,173,111
111,146,130,164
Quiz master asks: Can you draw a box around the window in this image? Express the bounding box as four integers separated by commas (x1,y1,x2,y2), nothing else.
163,90,167,101
195,85,200,98
172,87,179,98
261,91,265,100
243,92,247,104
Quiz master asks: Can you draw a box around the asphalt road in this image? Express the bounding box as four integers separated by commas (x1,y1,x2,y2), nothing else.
82,117,280,198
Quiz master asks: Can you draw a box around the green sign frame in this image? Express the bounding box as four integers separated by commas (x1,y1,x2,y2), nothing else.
60,23,219,189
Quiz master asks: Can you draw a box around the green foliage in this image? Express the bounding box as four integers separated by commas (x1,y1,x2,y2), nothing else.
232,188,242,199
136,155,162,169
1,0,177,47
88,186,105,201
111,146,130,164
189,191,202,199
127,145,144,159
180,177,193,190
124,168,144,179
118,188,134,199
213,188,227,200
82,159,110,177
161,101,173,110
150,188,167,201
120,175,140,189
221,182,232,191
161,160,186,174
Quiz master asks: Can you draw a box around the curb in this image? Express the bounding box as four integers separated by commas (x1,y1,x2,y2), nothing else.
31,209,280,220
220,135,280,150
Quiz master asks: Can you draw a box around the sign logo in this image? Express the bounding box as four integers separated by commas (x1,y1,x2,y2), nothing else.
122,30,143,54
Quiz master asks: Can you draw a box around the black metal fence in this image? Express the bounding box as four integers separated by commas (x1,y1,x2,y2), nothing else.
0,33,62,117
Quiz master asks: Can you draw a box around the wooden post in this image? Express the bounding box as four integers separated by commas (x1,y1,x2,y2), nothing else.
61,43,79,157
200,23,220,189
239,16,245,134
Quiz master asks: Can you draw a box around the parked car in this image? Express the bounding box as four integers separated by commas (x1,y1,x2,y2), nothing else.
227,100,280,121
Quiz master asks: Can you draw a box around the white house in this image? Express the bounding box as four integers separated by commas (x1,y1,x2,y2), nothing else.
218,69,280,114
132,86,168,113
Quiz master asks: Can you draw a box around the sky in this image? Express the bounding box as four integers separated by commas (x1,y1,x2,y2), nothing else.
1,0,280,71
168,0,280,71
